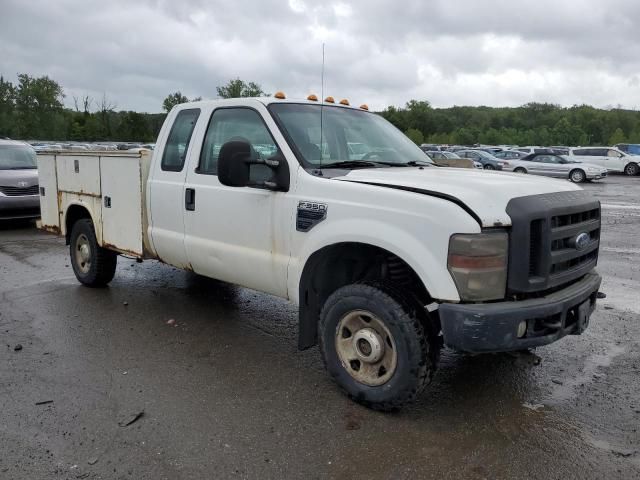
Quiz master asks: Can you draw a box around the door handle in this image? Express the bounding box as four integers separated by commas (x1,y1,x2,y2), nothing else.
185,188,195,211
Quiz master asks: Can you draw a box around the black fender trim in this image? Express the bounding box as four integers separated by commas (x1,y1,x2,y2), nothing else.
338,180,483,226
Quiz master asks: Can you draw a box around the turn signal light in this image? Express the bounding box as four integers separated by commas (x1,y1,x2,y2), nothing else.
324,96,335,103
274,91,286,99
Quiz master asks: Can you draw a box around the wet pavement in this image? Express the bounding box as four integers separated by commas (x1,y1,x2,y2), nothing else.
1,175,639,480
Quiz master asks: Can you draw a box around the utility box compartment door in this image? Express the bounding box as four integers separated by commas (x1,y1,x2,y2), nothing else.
100,156,144,256
36,154,60,232
56,155,101,196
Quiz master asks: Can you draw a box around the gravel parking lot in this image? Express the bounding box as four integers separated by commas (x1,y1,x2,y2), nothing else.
1,175,639,480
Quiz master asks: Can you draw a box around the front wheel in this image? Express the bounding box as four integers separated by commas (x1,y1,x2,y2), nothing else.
569,169,586,183
624,163,639,176
514,167,527,174
70,218,117,287
319,283,438,411
483,164,495,170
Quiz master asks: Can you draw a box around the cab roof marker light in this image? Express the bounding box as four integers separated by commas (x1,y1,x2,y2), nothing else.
360,104,369,110
324,96,335,103
274,91,286,99
339,99,350,106
307,94,318,101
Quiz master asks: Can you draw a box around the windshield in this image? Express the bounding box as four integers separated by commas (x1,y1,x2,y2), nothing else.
0,145,37,169
269,103,433,167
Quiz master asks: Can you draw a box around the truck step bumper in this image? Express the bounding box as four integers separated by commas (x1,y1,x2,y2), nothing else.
438,272,602,353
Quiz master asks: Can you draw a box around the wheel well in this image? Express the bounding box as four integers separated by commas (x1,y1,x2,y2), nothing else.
64,205,92,245
297,242,431,350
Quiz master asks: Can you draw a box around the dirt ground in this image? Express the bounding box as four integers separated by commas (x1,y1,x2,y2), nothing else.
1,175,639,479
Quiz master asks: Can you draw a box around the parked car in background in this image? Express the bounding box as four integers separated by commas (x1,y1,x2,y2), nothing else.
0,139,40,220
501,153,607,183
423,150,482,169
456,149,504,170
567,147,640,176
494,150,528,160
615,143,640,156
419,143,441,151
515,146,557,155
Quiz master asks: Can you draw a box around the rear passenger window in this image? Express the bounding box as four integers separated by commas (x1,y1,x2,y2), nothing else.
161,109,200,172
573,149,587,156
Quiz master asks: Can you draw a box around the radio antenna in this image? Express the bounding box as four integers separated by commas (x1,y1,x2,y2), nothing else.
319,43,325,174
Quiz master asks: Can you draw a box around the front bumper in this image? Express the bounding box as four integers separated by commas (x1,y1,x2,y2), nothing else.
586,171,607,180
438,272,602,353
0,195,41,219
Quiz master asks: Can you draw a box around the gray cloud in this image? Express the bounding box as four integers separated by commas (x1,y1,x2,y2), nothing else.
1,0,639,112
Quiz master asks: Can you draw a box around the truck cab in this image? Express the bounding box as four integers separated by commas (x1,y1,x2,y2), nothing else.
38,96,603,410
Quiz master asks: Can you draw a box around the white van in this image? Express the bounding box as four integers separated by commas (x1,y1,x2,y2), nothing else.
568,147,640,175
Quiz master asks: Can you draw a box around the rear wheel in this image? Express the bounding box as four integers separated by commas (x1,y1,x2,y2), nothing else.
569,169,586,183
483,164,495,170
514,167,527,174
70,218,117,287
319,283,439,411
624,163,639,176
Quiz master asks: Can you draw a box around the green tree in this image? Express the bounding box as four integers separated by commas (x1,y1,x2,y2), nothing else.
608,127,626,145
405,128,424,145
216,78,268,98
14,74,64,138
162,91,189,112
0,76,16,137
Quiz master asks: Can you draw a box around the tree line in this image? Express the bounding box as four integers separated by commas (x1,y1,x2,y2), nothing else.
0,75,267,142
383,100,640,147
1,73,639,146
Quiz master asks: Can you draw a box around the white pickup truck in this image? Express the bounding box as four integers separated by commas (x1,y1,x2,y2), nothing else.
37,96,603,410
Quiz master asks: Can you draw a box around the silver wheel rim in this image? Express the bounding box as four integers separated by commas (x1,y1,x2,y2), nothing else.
515,168,525,174
75,233,92,274
571,171,583,182
335,310,398,386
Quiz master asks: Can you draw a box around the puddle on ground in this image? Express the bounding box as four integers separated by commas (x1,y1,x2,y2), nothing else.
549,344,626,402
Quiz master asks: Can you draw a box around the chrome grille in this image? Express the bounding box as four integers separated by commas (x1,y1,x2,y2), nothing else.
0,184,39,196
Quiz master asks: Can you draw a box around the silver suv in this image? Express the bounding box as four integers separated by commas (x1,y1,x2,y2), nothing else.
0,139,40,220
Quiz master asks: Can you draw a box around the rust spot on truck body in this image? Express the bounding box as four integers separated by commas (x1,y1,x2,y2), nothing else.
41,225,61,235
102,241,143,259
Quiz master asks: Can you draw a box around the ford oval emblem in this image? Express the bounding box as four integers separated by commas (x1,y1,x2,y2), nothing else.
574,232,590,251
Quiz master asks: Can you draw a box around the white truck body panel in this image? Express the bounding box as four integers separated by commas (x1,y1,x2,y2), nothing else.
37,155,59,233
37,151,151,257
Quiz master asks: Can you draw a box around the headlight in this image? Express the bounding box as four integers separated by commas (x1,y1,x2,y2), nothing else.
447,231,508,301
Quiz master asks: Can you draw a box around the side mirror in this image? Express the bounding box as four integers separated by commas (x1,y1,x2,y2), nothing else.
218,140,252,187
218,140,290,191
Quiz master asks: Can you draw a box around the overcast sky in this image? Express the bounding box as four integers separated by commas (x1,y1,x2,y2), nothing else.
2,0,640,113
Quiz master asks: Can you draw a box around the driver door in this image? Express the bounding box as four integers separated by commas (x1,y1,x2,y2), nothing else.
183,106,291,297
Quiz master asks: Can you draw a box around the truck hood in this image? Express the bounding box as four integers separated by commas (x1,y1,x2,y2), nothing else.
335,167,581,227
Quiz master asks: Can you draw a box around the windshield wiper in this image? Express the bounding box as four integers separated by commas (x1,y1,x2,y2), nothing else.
406,160,434,167
318,160,389,169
